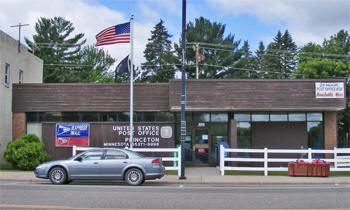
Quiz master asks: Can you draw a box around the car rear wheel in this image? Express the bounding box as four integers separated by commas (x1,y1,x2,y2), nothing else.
125,168,144,186
49,167,67,184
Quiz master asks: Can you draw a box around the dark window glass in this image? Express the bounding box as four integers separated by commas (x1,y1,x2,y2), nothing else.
26,112,43,122
119,112,132,121
194,112,210,122
62,112,81,121
307,121,324,157
81,112,99,122
143,112,155,121
210,122,228,163
42,112,62,121
155,112,174,122
237,122,251,149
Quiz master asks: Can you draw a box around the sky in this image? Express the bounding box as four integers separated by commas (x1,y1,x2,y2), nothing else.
1,0,350,69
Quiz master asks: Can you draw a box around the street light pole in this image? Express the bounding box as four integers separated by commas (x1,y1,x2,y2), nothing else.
179,0,187,179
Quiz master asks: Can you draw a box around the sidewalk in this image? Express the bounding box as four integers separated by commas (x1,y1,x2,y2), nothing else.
1,168,349,185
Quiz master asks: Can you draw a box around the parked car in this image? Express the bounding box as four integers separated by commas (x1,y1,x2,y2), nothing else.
34,148,165,186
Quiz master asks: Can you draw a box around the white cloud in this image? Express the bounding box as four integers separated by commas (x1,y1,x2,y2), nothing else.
209,0,350,46
0,0,153,68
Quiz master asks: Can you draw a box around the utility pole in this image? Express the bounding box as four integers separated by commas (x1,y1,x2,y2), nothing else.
10,23,29,53
195,43,199,79
179,0,187,180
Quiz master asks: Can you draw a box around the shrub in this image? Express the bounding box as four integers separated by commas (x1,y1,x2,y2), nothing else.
4,134,50,170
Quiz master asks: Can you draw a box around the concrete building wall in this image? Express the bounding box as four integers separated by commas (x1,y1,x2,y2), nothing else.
0,30,43,163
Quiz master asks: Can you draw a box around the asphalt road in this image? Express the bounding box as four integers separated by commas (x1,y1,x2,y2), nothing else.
0,181,349,210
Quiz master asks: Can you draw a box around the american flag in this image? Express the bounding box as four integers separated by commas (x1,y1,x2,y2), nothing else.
95,22,130,46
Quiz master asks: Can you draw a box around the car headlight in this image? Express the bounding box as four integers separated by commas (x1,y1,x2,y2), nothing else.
37,164,47,169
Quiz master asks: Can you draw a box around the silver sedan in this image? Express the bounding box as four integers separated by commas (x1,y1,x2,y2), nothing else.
35,148,165,186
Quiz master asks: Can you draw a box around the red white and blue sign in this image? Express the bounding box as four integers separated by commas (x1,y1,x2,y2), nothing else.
55,124,90,147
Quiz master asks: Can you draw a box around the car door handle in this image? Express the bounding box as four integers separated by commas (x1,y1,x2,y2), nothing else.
93,162,99,164
123,161,128,164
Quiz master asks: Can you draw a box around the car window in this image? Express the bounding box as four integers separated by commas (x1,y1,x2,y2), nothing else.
81,150,104,160
105,150,128,160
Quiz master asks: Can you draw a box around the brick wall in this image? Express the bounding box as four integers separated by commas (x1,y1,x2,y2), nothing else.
324,112,337,160
12,112,25,140
324,111,337,150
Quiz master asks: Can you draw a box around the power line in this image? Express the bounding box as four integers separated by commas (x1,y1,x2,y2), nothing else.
186,42,350,58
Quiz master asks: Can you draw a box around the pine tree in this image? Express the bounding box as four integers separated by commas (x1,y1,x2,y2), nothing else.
75,45,115,83
253,41,266,78
25,17,86,82
140,19,176,82
264,30,297,79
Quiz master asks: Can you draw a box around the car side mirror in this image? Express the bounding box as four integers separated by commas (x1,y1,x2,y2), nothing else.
75,157,83,162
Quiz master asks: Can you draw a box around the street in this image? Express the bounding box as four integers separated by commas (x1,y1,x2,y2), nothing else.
0,180,349,209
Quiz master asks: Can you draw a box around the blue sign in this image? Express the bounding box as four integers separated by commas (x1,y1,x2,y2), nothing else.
56,124,89,137
55,124,90,147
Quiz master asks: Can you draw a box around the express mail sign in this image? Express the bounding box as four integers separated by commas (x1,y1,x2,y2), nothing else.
55,123,90,147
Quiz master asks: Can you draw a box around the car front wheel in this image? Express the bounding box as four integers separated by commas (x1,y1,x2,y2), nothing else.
125,168,144,186
49,167,67,184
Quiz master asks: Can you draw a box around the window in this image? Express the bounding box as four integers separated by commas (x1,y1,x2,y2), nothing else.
237,122,251,149
211,113,228,122
234,113,251,121
289,113,306,121
105,150,128,159
194,112,210,122
4,63,10,86
81,150,104,160
270,113,288,121
19,70,23,84
307,113,323,121
252,113,269,122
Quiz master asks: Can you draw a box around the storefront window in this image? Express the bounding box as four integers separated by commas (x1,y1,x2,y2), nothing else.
26,112,42,122
155,112,174,122
307,121,324,157
234,113,251,121
81,112,99,122
289,113,306,121
210,122,228,163
62,112,81,121
42,112,62,121
252,113,269,122
270,113,288,121
100,112,118,121
307,113,323,121
211,113,228,122
27,123,42,140
194,112,210,122
237,122,251,149
119,112,131,121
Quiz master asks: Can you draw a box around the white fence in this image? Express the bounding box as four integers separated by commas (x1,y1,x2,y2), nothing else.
219,145,350,176
72,146,182,176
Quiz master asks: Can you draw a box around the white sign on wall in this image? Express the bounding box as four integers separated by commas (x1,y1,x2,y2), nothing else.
315,82,345,98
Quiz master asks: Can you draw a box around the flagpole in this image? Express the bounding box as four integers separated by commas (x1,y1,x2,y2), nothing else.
129,14,134,149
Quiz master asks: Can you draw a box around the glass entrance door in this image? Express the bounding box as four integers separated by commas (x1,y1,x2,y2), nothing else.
193,128,209,164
